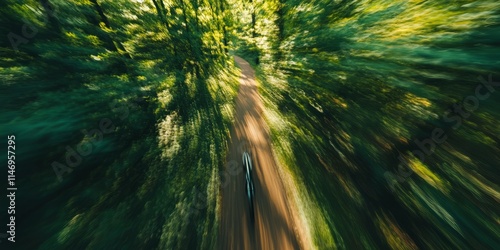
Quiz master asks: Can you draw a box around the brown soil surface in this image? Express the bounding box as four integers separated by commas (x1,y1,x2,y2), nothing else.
218,56,301,250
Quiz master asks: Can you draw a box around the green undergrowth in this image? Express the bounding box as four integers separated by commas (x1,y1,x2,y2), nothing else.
2,59,240,249
252,61,336,249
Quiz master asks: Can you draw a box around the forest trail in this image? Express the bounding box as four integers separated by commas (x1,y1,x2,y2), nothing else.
218,56,302,250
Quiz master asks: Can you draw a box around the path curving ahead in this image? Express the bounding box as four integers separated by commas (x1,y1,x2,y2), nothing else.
218,56,301,250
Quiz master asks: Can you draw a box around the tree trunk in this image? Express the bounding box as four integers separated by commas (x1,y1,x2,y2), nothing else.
250,0,256,38
89,0,131,59
179,0,197,62
151,0,165,23
219,0,229,53
40,0,61,34
277,0,285,40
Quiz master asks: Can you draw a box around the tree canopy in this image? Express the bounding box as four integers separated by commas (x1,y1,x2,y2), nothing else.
1,0,499,249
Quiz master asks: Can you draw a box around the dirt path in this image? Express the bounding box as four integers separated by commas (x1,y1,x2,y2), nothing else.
218,56,301,250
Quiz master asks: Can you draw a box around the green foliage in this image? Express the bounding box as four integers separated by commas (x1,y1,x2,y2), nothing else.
3,0,499,248
234,0,500,249
1,0,237,249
